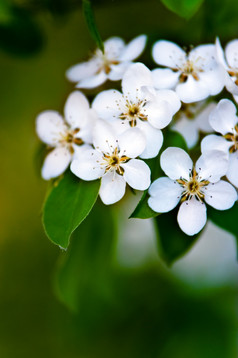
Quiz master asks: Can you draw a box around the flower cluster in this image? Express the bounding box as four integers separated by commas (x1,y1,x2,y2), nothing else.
36,36,238,236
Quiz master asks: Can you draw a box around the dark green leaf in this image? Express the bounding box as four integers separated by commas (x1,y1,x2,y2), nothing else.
130,191,159,219
155,209,201,265
208,203,238,258
43,171,100,249
161,0,204,19
54,203,116,311
82,0,104,52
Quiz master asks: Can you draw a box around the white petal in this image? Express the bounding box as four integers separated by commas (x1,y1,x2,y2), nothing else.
226,152,238,187
204,180,237,210
64,91,89,128
92,89,123,121
104,37,125,59
176,76,210,103
233,94,238,104
225,39,238,69
137,121,163,159
122,62,153,102
195,101,216,132
215,37,229,69
146,99,173,129
108,62,130,81
160,147,193,180
93,121,117,153
76,71,107,89
155,89,181,114
225,74,238,95
36,111,67,146
70,149,104,180
148,177,182,212
100,172,126,205
66,59,99,82
188,44,217,70
41,147,71,180
72,143,93,159
209,99,238,135
118,128,146,158
177,197,207,236
201,134,231,154
172,118,199,149
121,159,151,190
198,66,225,96
195,150,228,183
152,68,180,89
119,35,147,61
152,40,186,68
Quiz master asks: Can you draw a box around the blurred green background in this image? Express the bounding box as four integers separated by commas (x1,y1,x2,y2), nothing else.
0,0,238,357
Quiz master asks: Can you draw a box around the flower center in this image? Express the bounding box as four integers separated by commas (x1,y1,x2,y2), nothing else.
224,124,238,153
179,59,203,83
118,98,147,127
60,128,83,153
95,50,119,74
177,168,210,202
102,147,129,175
228,69,238,85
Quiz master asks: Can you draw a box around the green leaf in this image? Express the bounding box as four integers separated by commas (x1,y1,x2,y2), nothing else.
129,191,159,219
43,171,100,249
208,203,238,258
82,0,104,52
161,0,204,19
155,209,201,265
54,203,116,311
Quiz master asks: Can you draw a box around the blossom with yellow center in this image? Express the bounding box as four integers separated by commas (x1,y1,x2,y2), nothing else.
70,121,151,205
152,40,225,103
92,63,181,159
66,35,147,89
202,98,238,188
148,147,237,236
36,91,95,180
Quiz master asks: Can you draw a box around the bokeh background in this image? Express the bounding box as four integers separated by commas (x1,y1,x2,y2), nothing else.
0,0,238,357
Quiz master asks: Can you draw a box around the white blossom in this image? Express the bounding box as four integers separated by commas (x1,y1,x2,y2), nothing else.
152,40,225,103
148,147,237,236
172,101,216,148
92,62,181,158
36,91,96,180
201,99,238,187
215,37,238,98
70,121,151,205
66,35,147,89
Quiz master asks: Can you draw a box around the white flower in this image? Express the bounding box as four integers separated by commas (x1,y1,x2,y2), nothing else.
215,37,238,97
148,147,237,236
66,35,147,89
152,40,225,103
36,91,96,180
201,99,238,187
92,62,181,159
172,101,216,148
70,121,151,205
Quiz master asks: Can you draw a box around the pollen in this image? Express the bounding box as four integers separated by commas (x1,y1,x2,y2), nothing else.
102,147,129,175
177,168,209,202
119,99,147,127
224,124,238,153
